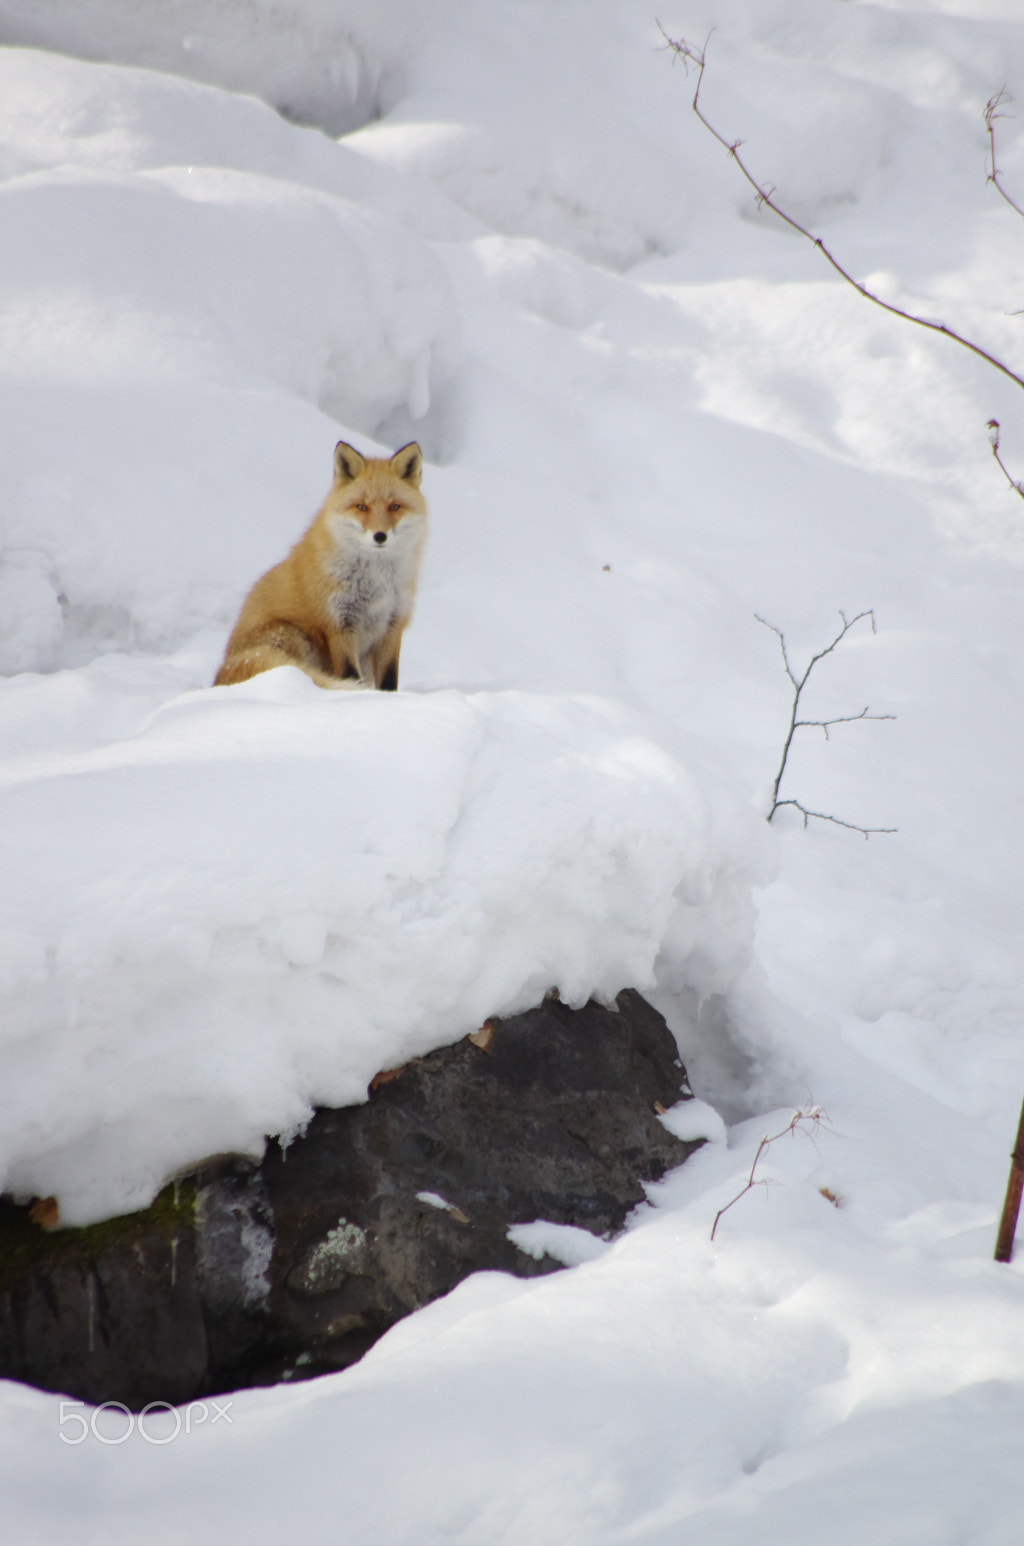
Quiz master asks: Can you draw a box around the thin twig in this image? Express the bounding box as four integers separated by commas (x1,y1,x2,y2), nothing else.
659,28,1024,503
711,1107,824,1241
756,610,895,836
798,706,893,743
988,419,1024,496
772,798,896,839
985,90,1024,223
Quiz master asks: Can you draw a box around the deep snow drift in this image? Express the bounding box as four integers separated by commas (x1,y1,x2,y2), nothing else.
2,0,1024,1541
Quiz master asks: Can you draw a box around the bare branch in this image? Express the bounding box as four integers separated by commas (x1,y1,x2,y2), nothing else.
711,1107,826,1240
754,611,800,690
659,31,1024,391
988,419,1024,497
794,609,877,693
797,706,897,742
756,611,895,835
660,28,1024,503
985,90,1024,222
772,798,897,839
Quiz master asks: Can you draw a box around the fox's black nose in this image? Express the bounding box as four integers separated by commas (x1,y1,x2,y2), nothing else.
373,530,388,545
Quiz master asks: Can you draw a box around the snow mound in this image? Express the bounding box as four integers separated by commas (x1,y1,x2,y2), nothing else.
0,47,480,238
507,1220,610,1266
0,666,768,1224
0,0,419,136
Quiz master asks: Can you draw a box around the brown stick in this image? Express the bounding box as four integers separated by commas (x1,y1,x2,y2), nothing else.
711,1107,824,1241
994,1094,1024,1262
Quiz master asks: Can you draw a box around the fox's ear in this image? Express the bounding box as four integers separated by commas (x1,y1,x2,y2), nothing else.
390,442,423,487
334,442,366,483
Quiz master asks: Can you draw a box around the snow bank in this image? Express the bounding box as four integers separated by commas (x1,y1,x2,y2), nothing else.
0,664,767,1223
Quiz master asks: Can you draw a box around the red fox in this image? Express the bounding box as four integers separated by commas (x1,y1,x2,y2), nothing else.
215,441,427,691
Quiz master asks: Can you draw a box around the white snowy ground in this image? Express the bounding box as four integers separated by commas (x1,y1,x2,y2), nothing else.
1,0,1024,1540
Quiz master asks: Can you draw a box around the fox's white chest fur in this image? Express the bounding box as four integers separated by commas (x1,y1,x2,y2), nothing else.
327,513,426,664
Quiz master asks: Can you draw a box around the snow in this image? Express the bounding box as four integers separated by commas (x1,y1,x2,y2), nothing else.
1,0,1024,1538
0,671,760,1223
658,1096,728,1145
506,1220,611,1265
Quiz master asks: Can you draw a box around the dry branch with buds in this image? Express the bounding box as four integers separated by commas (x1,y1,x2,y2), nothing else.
711,1106,826,1241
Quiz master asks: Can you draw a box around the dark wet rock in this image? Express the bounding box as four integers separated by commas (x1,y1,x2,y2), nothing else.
0,990,703,1408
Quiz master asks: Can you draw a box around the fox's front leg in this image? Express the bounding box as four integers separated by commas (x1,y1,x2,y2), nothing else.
327,629,364,683
370,623,404,692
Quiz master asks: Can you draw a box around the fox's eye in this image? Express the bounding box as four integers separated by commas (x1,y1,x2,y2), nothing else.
353,502,369,513
388,502,403,513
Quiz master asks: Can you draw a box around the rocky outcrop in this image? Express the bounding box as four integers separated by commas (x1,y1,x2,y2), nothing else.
0,991,702,1408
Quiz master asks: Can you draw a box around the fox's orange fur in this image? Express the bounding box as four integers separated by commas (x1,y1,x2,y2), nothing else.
215,441,427,691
